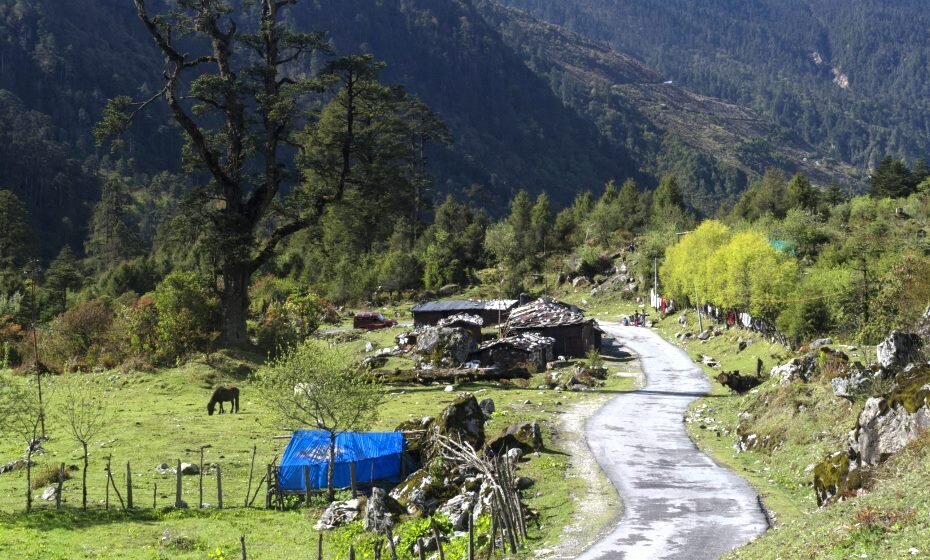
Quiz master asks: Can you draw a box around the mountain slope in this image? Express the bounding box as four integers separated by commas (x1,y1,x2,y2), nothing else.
476,1,862,213
499,0,930,171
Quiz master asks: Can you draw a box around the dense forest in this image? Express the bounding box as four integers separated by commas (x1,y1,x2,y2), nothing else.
501,0,930,170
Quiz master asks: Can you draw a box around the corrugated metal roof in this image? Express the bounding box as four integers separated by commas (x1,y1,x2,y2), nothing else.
412,299,518,313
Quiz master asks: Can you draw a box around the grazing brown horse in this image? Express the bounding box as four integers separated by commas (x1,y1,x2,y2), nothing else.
207,386,240,416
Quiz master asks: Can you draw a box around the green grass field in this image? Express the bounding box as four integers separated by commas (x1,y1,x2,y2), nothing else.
0,323,635,559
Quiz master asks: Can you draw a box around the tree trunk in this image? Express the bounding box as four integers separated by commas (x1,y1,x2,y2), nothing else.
220,263,252,347
327,432,336,502
82,442,89,511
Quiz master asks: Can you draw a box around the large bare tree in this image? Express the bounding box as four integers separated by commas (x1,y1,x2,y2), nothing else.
97,0,350,345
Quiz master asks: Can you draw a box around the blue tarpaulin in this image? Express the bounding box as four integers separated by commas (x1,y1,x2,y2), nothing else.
278,431,404,492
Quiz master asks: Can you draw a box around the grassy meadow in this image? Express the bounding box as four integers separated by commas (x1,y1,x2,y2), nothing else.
0,320,636,559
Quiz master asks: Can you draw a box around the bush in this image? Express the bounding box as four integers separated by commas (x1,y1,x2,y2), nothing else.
253,290,328,355
34,299,128,372
32,465,71,489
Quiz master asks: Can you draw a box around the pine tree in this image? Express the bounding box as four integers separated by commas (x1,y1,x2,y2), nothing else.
85,172,141,273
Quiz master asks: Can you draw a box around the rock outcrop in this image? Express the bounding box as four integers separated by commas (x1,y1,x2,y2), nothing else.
415,327,477,367
486,421,544,455
316,499,363,530
876,331,923,370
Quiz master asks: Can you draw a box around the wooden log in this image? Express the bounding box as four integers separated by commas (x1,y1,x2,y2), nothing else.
175,459,183,508
126,462,133,509
217,465,223,510
304,466,312,507
245,445,256,507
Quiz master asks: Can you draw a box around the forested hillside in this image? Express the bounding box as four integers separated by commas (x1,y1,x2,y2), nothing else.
501,0,930,170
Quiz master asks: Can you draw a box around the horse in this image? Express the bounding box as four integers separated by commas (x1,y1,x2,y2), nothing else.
207,386,240,416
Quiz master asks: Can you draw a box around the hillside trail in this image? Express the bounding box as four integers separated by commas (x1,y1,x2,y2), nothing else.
575,322,768,560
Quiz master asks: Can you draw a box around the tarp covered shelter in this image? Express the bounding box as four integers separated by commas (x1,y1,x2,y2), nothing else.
278,431,404,493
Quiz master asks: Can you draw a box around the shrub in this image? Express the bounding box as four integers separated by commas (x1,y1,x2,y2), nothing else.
253,290,329,355
32,465,71,489
151,272,219,363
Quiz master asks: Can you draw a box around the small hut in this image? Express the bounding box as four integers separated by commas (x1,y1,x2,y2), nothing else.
472,333,556,371
412,300,517,327
506,298,601,358
278,431,405,493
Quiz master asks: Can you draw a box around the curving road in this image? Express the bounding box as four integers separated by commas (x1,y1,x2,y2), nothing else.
577,323,768,560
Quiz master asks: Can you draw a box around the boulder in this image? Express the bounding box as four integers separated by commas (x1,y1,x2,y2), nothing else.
697,329,712,341
770,355,817,386
437,492,476,531
479,398,495,417
516,476,535,490
364,487,402,534
810,338,833,350
831,363,884,399
849,394,930,467
178,463,199,475
572,276,591,289
813,451,858,507
315,499,363,530
389,468,448,517
876,331,923,370
415,327,477,367
41,486,58,501
486,421,544,455
433,394,486,457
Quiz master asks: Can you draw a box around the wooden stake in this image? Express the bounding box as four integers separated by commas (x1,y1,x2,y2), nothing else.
349,462,357,498
430,517,445,560
245,445,256,507
416,538,426,560
317,533,323,560
386,526,398,560
373,539,382,560
348,545,356,560
55,463,64,510
175,459,183,508
153,482,157,509
199,447,204,508
107,455,125,510
265,464,272,509
304,466,311,507
217,465,223,510
468,507,475,560
240,535,246,560
126,462,133,509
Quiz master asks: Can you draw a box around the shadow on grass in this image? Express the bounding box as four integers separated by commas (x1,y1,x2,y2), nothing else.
0,505,286,532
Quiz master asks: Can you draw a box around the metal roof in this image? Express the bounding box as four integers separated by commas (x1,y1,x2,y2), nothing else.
412,299,518,313
479,333,555,352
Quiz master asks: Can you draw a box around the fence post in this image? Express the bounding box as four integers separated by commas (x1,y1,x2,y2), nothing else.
348,545,356,560
153,482,157,509
304,466,311,507
240,535,247,560
468,507,475,560
430,517,446,560
386,526,398,560
416,538,426,560
217,465,223,510
175,459,183,508
55,463,64,510
199,447,204,508
265,464,272,509
349,462,357,498
317,533,323,560
245,445,256,508
126,462,133,509
105,455,110,510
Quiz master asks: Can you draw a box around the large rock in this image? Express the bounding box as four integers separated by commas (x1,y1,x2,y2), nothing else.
810,338,833,349
434,394,486,454
849,390,930,467
770,355,817,386
389,468,449,517
831,363,885,399
486,421,544,455
415,327,477,367
812,452,859,507
479,398,495,417
41,486,58,501
0,459,34,475
437,492,476,531
178,463,200,475
876,331,923,370
315,499,363,530
364,488,402,534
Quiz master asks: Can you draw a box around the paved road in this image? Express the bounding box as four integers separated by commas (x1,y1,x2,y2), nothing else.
577,323,768,560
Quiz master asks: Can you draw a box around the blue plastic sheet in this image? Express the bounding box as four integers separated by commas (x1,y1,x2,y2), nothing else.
278,431,404,492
